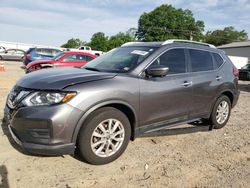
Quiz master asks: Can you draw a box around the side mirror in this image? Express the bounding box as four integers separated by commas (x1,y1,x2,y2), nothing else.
146,65,169,77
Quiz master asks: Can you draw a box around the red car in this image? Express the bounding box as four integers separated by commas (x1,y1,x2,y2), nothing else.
26,51,96,73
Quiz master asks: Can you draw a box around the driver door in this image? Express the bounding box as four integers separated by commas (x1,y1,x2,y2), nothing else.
139,48,193,130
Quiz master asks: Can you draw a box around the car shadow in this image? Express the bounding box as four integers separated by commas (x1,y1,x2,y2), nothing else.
238,83,250,92
0,165,9,188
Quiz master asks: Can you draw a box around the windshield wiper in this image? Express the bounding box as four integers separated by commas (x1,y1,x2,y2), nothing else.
84,67,100,72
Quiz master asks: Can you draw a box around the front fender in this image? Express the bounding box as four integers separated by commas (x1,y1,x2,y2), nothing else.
71,100,137,143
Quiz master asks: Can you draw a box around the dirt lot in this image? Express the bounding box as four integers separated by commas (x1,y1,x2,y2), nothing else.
0,61,249,188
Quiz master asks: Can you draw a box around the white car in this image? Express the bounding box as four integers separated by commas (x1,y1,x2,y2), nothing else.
69,46,105,56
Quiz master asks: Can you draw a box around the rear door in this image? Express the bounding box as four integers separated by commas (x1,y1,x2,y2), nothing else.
187,48,219,118
13,50,24,60
139,48,193,130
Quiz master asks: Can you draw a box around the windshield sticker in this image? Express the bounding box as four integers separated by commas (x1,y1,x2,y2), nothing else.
131,50,149,56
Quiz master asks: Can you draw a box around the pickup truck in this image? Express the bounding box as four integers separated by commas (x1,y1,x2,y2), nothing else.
69,46,104,56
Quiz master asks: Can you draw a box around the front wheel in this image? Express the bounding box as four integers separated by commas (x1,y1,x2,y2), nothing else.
77,107,131,165
210,95,231,129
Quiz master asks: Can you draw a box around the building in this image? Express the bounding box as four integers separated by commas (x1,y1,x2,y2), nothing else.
218,41,250,60
218,41,250,68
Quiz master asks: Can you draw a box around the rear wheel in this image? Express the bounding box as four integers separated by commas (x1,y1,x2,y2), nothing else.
77,107,131,165
210,95,231,129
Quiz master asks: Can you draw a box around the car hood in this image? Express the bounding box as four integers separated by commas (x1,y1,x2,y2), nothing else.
26,59,54,68
16,67,117,90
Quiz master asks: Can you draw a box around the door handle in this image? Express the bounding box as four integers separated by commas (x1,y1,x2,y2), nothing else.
216,76,222,81
181,81,192,87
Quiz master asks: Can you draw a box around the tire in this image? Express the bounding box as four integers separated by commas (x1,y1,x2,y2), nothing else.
77,107,131,165
0,56,2,60
209,95,231,129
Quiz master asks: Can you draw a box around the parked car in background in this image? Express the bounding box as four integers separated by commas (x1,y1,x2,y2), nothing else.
4,40,239,165
23,47,62,65
69,46,104,56
25,51,96,73
0,49,25,61
239,63,250,80
0,46,6,52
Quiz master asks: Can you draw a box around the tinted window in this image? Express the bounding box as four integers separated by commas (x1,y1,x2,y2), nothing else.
65,54,77,61
213,53,224,69
189,49,213,72
52,49,61,55
150,49,186,74
86,55,94,62
76,55,86,61
35,49,42,54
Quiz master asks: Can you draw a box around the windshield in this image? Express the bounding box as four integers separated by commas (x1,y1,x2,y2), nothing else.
52,52,65,60
82,46,157,72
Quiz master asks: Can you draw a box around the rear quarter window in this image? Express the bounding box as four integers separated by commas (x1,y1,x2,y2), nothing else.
86,55,94,62
189,49,213,72
212,53,224,69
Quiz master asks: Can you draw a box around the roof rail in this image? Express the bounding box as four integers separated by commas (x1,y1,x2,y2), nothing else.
162,39,216,48
121,42,143,46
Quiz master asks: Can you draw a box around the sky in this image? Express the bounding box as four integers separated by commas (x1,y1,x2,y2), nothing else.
0,0,250,46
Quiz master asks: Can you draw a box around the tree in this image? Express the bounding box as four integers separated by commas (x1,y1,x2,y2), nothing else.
136,4,204,41
204,26,248,46
61,38,83,48
88,32,108,51
126,28,137,40
107,32,135,51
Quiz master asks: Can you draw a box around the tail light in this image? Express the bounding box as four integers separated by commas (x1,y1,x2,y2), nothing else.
25,54,31,59
233,67,239,77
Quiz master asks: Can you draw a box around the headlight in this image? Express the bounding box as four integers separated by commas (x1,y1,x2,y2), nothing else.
22,92,76,106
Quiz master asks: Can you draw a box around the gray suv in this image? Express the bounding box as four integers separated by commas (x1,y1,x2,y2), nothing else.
4,40,239,165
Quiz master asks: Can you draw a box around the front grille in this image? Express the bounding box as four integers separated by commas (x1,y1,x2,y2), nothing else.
7,86,30,109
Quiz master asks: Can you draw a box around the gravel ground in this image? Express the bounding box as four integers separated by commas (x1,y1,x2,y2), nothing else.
0,61,249,188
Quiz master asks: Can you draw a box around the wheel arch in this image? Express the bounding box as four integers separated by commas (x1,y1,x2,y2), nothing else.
209,89,235,117
72,100,138,143
220,90,234,106
39,63,54,68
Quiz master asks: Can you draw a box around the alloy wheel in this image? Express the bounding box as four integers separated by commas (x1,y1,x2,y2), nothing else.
90,119,125,157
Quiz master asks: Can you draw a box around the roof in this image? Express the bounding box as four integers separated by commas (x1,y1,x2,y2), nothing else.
121,41,163,47
218,40,250,48
122,40,216,48
65,50,96,56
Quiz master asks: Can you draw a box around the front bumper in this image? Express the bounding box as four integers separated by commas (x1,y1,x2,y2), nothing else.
4,103,83,156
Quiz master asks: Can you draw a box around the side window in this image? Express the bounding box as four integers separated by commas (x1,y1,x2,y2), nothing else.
86,55,94,62
16,50,24,55
65,55,77,61
76,55,86,61
52,49,61,55
212,53,224,69
150,49,186,74
189,49,213,72
46,49,53,55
